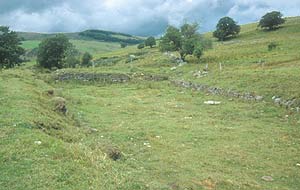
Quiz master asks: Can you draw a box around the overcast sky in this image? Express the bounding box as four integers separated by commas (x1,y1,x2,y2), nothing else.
0,0,299,36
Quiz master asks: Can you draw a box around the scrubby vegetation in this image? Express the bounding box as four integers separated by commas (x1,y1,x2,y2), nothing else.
81,52,93,67
145,36,156,48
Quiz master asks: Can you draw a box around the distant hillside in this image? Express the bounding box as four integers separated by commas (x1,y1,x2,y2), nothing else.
17,29,144,44
78,30,144,44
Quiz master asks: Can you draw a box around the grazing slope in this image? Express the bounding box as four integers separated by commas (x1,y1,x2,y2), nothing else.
1,17,300,190
18,30,143,43
19,29,144,55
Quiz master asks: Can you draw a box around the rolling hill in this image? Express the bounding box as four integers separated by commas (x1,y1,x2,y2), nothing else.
18,29,144,55
18,29,144,44
1,17,300,190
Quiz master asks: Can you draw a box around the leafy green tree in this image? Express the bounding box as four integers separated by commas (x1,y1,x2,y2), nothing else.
258,11,285,30
160,23,210,61
159,26,182,52
81,52,93,67
213,17,241,41
0,26,25,69
137,43,145,49
181,23,198,38
37,35,72,69
145,36,156,48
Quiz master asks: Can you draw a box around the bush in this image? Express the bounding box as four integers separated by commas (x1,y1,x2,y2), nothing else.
259,11,285,30
120,42,127,48
137,43,145,49
268,42,278,51
65,45,81,68
0,26,25,69
37,35,72,69
213,17,240,41
145,37,156,48
81,52,93,67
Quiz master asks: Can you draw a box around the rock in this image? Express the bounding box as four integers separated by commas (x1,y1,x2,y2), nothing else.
255,96,264,101
171,67,177,71
193,71,208,78
274,98,281,105
204,101,221,105
89,128,98,133
143,142,151,148
261,176,274,182
34,141,42,145
129,55,136,59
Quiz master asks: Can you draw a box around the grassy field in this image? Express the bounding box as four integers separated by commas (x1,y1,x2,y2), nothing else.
1,17,300,190
21,40,122,55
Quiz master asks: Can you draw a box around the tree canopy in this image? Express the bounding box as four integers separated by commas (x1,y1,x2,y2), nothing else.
145,37,156,48
258,11,285,30
37,34,72,69
159,23,210,61
0,26,25,69
213,17,241,41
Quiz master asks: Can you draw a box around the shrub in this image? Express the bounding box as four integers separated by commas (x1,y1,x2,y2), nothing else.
268,42,278,51
137,43,145,49
81,52,93,67
145,36,156,48
120,42,127,48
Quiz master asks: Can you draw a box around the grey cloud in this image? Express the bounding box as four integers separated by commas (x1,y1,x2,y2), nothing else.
0,0,299,36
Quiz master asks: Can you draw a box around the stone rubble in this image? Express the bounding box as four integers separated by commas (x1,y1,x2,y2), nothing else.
171,80,300,111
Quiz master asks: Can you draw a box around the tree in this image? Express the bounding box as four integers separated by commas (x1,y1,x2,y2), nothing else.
65,45,81,68
159,26,182,52
137,43,145,49
120,42,127,48
81,52,93,67
145,36,156,48
213,17,241,41
0,26,25,69
258,11,285,30
159,23,209,61
37,35,72,69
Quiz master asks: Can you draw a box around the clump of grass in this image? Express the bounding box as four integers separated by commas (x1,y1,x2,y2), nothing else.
107,146,122,161
268,42,278,51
